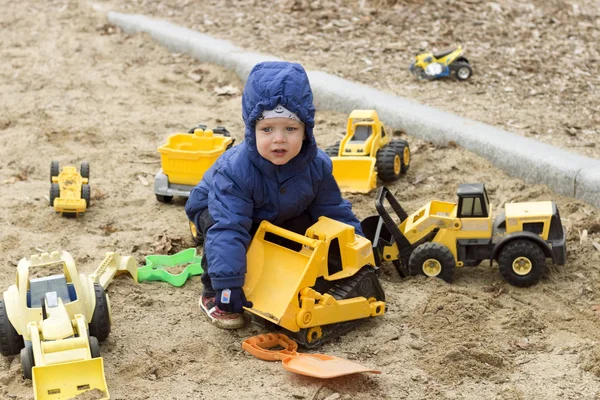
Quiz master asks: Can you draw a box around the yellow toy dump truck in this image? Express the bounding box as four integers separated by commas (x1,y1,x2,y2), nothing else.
362,184,566,287
50,161,90,217
0,251,114,399
154,125,234,203
325,110,410,193
243,217,385,348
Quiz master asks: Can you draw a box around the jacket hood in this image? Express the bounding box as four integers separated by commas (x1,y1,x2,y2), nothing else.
242,61,317,180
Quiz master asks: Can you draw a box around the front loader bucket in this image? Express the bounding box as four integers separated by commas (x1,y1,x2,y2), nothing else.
330,157,377,193
32,358,109,400
243,222,323,332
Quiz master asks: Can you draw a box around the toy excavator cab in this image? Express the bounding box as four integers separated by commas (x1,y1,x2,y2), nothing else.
456,183,490,219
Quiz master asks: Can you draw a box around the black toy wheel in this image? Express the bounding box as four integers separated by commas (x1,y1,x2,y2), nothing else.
188,124,208,133
213,126,231,137
324,141,340,158
156,195,173,203
388,140,411,173
82,184,91,207
412,66,427,80
50,161,60,182
0,299,24,356
454,62,472,81
408,242,456,283
80,161,90,179
89,336,101,358
88,283,111,342
190,221,204,246
49,183,60,207
376,146,403,182
498,240,546,287
20,346,34,380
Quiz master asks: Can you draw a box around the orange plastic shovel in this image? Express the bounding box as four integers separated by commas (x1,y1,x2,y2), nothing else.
242,333,381,379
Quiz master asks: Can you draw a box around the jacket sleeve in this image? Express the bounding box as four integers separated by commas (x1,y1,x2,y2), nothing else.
308,157,364,237
185,180,209,231
204,166,254,290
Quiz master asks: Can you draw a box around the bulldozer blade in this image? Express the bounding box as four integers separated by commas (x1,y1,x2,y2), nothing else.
32,358,109,400
330,157,377,193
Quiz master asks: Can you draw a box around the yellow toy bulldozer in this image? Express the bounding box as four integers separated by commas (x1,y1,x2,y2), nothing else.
362,184,566,287
243,217,386,348
325,110,410,193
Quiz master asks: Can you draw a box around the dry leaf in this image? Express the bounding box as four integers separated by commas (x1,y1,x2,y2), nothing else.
100,224,118,235
214,85,240,96
592,241,600,252
513,339,530,350
137,175,149,186
186,69,203,83
579,229,588,244
592,305,600,316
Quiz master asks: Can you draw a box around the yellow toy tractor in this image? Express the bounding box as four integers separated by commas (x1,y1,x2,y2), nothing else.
50,161,90,217
0,251,114,399
409,45,472,81
324,110,410,193
243,217,385,348
362,184,566,287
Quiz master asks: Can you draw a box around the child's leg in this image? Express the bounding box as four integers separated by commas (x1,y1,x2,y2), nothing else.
197,209,216,297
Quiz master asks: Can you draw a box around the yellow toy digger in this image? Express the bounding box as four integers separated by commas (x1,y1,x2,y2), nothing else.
243,217,385,348
362,184,566,287
0,251,137,399
324,110,410,193
409,45,472,81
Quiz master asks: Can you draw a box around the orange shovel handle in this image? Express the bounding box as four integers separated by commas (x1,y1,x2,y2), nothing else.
242,333,298,361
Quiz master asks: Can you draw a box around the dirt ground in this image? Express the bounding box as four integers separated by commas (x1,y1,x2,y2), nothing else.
1,1,599,399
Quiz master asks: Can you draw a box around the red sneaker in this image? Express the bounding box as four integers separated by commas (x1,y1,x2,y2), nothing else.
199,295,245,330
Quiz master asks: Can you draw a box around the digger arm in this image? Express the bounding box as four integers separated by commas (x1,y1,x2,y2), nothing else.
89,252,138,290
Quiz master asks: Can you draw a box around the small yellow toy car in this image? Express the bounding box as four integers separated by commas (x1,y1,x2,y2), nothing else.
409,45,472,81
50,161,90,216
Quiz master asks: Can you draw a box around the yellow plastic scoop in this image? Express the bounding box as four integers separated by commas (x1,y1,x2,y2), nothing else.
242,333,381,379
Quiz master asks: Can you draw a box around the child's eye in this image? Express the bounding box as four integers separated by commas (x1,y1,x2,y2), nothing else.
262,127,273,133
286,127,297,132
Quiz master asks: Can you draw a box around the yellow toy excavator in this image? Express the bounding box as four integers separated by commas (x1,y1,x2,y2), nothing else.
243,217,385,348
362,184,567,287
324,110,410,193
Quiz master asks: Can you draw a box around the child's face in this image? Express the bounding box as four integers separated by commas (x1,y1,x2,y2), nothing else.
255,118,305,165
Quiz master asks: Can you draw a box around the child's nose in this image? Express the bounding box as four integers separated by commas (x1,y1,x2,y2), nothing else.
273,130,286,142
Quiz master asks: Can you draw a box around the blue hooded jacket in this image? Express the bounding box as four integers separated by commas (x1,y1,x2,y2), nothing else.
185,61,363,290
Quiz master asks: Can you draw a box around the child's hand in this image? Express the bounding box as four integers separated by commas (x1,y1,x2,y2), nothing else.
216,288,253,313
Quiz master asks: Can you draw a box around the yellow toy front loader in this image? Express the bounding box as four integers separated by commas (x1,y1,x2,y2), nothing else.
325,110,410,193
0,251,137,400
22,294,108,400
362,184,566,287
243,217,385,348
